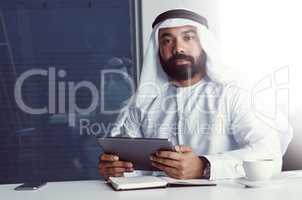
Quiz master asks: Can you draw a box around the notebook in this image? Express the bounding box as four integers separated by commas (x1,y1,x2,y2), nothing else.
108,176,217,191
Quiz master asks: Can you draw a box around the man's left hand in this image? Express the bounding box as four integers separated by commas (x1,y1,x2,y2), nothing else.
150,145,206,179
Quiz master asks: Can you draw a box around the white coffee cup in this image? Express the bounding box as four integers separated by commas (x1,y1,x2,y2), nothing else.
242,159,275,181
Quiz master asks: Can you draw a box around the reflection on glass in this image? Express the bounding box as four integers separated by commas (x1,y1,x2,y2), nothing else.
0,0,137,184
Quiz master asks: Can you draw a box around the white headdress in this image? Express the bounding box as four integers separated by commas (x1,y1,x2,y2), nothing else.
134,9,230,107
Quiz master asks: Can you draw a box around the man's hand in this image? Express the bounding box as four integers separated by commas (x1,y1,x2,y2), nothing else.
150,145,206,179
98,153,134,179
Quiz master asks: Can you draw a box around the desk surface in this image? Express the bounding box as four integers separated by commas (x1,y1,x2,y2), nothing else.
1,171,302,200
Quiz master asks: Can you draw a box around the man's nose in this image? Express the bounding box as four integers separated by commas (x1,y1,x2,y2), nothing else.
173,40,185,55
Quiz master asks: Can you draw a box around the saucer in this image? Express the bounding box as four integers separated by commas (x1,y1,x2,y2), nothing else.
235,177,270,188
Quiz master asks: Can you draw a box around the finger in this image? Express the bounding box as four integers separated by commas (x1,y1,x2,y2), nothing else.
100,154,119,161
106,166,134,173
151,162,180,177
100,161,133,168
106,167,129,174
104,171,124,178
100,160,134,171
99,167,110,178
125,168,134,172
156,151,183,160
111,161,133,168
175,145,192,153
102,170,125,178
150,156,181,169
168,173,183,180
99,168,130,179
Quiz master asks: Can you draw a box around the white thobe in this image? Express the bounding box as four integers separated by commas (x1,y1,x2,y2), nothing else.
109,77,283,180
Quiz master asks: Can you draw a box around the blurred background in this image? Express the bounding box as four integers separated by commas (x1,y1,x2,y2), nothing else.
0,0,139,184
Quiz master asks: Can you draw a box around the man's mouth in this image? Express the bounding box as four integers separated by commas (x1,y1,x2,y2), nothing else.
174,59,191,65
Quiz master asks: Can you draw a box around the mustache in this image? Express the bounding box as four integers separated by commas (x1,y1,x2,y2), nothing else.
168,54,194,64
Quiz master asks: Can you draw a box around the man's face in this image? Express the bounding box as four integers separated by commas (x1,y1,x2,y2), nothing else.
158,25,206,81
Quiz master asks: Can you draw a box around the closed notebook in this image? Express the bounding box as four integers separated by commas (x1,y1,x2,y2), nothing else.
108,176,217,191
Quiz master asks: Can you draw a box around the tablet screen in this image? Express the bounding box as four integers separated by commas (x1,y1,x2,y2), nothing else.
98,137,174,171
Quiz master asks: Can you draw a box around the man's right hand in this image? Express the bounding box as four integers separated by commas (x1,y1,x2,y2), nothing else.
98,153,134,179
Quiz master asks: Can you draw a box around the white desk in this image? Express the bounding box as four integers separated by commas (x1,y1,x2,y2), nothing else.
1,171,302,200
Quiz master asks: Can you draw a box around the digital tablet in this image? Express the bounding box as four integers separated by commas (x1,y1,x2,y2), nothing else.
97,137,174,171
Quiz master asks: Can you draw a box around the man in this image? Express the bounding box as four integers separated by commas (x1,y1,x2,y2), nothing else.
99,9,292,180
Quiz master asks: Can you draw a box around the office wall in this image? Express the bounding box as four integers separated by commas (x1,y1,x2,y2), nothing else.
140,0,302,170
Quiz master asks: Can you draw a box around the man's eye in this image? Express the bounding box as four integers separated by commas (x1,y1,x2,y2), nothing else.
184,35,195,41
162,39,172,45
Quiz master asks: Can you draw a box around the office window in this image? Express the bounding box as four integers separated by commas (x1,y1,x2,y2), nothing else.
0,0,141,184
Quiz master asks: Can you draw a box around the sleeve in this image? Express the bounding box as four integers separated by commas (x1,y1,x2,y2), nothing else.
203,87,284,180
108,106,143,138
104,105,147,177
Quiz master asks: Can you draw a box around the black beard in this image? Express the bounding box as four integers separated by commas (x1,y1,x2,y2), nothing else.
159,51,206,81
